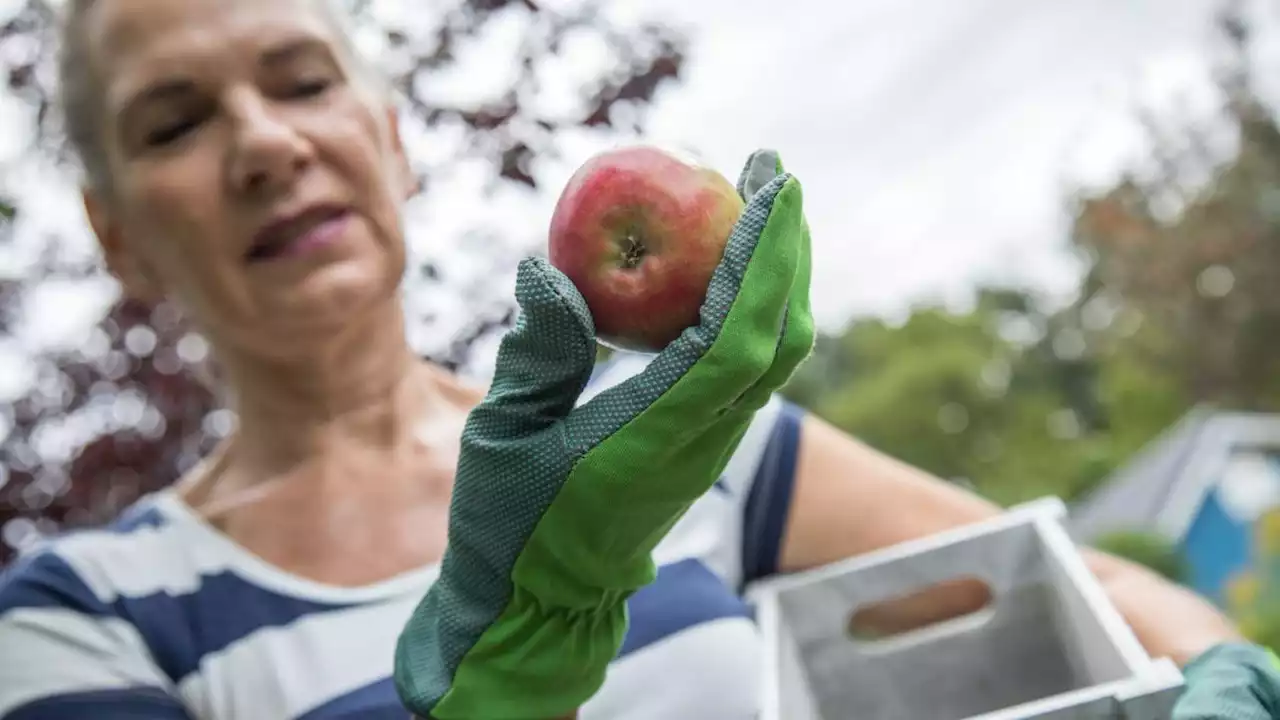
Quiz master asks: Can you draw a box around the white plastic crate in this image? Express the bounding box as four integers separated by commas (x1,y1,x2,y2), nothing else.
745,497,1185,719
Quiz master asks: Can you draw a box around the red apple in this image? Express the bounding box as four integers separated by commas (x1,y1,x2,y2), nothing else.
547,145,744,353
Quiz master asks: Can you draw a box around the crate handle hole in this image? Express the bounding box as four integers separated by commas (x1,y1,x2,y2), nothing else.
846,575,995,648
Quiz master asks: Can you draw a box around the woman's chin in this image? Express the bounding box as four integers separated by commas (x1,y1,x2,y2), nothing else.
245,275,405,348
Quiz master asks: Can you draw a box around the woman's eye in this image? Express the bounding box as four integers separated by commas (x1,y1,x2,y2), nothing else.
288,78,333,98
145,118,199,147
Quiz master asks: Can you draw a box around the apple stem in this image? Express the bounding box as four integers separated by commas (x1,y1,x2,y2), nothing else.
621,233,646,269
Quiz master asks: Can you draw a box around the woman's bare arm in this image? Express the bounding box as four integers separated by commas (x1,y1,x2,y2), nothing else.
777,412,1242,666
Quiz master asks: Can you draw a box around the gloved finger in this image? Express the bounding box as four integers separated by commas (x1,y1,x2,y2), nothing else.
737,148,785,201
475,256,598,435
686,170,804,392
740,213,815,410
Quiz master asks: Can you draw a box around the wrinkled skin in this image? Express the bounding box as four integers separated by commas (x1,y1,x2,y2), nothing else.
81,0,416,367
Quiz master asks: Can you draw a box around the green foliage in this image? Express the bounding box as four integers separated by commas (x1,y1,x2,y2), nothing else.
1065,4,1280,412
782,287,1186,507
781,2,1276,521
1231,567,1280,651
1240,611,1280,653
1228,512,1280,650
1092,530,1190,584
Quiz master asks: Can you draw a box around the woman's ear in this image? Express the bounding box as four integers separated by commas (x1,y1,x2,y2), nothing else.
82,188,165,303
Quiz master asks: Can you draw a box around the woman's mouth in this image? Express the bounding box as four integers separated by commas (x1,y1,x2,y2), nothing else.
246,206,352,263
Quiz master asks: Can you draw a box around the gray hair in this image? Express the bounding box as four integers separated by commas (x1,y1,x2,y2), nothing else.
56,0,388,195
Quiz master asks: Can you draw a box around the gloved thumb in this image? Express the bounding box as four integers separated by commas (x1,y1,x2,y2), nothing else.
477,256,598,433
736,149,785,202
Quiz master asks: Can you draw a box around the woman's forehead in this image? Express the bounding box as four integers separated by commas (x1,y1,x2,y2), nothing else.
86,0,338,101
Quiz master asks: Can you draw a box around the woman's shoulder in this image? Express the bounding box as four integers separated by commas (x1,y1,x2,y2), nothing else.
0,489,433,715
0,488,430,615
0,494,196,713
1,494,177,612
0,490,438,718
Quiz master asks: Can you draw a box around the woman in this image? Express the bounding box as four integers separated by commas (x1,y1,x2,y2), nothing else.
0,0,1277,717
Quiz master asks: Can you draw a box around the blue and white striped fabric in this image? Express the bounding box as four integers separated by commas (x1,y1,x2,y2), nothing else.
0,354,805,719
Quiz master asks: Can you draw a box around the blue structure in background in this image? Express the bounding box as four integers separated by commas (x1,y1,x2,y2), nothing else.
1069,408,1280,606
1181,490,1255,603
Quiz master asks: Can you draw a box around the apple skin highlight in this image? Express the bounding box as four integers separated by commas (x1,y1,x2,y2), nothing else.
548,146,745,353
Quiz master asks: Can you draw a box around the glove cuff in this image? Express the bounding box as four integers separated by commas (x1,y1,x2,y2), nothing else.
1179,640,1280,717
1184,641,1280,677
395,583,628,720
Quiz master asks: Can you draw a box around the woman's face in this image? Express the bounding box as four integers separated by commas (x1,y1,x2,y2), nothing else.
81,0,414,360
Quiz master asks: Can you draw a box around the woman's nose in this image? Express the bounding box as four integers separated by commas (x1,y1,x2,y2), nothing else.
225,90,313,196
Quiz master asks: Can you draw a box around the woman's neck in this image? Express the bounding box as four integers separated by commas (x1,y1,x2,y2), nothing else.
230,348,427,465
183,305,485,508
168,307,489,585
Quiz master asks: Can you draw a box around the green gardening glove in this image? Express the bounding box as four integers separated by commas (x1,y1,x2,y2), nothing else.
1173,642,1280,719
392,149,814,719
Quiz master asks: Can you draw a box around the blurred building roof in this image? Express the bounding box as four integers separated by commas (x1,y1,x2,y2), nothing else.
1069,406,1280,542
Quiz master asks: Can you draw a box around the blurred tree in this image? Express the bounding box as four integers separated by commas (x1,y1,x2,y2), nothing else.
778,1,1280,517
789,0,1279,509
0,0,688,561
783,287,1134,506
776,1,1280,609
1066,0,1280,411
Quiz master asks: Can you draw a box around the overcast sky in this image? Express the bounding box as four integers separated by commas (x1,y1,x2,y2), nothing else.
593,0,1274,327
384,0,1268,334
0,0,1272,365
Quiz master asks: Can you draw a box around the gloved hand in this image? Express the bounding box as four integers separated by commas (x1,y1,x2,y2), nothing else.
393,149,814,719
1173,642,1280,719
